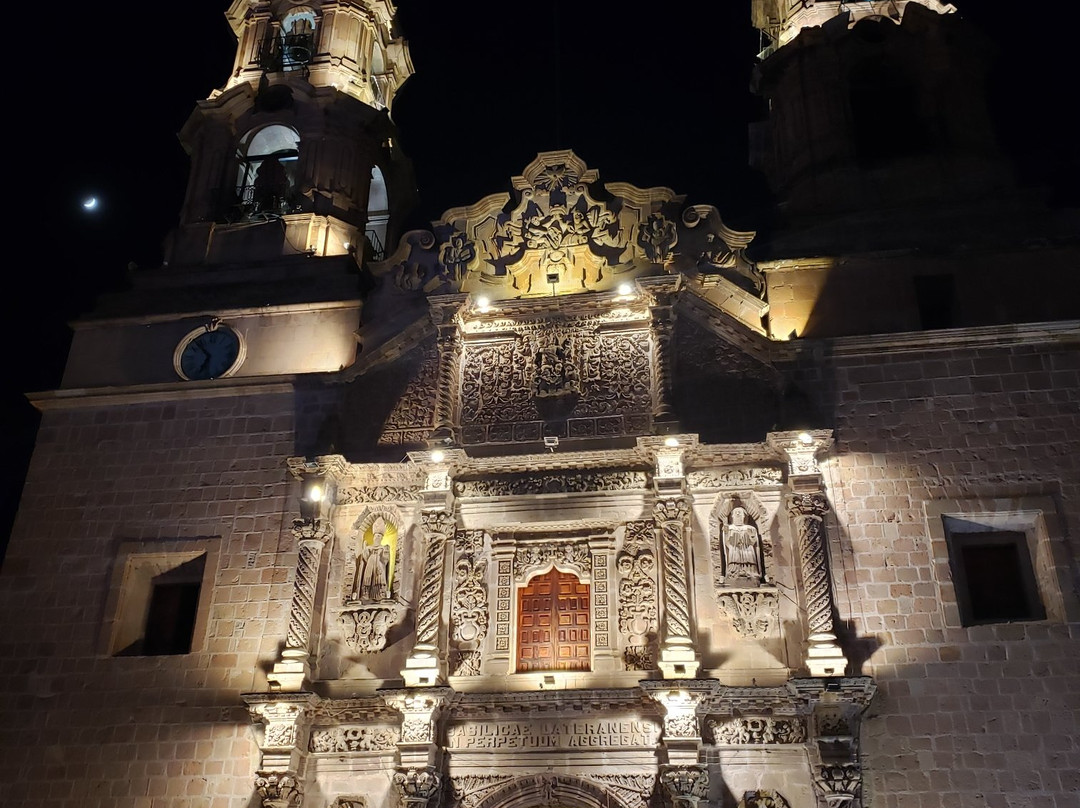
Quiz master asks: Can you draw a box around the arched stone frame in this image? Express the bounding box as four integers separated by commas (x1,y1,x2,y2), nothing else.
512,542,594,673
344,505,406,605
468,773,638,808
710,490,780,586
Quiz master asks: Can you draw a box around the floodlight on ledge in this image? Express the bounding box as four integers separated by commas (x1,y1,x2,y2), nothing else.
430,450,446,463
798,432,814,445
475,296,491,313
305,482,324,502
617,282,634,297
664,436,680,447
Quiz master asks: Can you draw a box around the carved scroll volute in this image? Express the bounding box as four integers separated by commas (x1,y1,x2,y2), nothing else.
394,767,442,808
429,296,467,445
660,765,709,808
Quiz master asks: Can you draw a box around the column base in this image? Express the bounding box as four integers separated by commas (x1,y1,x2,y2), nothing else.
402,649,443,688
806,633,849,677
658,643,700,679
267,653,309,692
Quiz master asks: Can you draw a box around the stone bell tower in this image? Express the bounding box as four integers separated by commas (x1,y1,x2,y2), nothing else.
749,1,1010,249
170,0,414,268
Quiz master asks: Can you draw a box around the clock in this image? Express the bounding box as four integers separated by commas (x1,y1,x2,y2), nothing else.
174,321,245,380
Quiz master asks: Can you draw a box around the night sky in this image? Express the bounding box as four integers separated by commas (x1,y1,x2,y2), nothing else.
2,1,1071,550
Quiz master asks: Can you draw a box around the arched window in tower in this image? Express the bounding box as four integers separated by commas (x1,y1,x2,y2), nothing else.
365,166,390,260
369,43,390,109
516,569,591,672
280,7,317,71
235,125,301,218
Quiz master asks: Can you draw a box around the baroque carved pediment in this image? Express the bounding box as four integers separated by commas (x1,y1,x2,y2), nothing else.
371,150,760,303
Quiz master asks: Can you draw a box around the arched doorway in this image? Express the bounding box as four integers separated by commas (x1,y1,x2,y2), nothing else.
516,568,590,672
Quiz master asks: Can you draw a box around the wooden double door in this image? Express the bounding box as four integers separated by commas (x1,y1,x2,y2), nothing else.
517,569,591,672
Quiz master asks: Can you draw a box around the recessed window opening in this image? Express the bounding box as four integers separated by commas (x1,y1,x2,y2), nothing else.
281,9,317,70
114,554,206,656
943,521,1045,626
236,125,300,217
365,166,390,260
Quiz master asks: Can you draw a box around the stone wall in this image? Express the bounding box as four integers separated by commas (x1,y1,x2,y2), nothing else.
0,392,301,807
813,338,1080,806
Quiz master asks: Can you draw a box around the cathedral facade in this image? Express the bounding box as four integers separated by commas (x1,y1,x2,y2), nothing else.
2,2,1078,808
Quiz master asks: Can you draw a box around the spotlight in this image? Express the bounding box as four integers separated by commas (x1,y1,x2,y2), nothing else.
617,282,633,296
664,436,680,447
798,432,813,445
430,450,445,463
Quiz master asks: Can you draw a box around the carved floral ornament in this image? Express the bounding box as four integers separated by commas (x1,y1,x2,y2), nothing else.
370,150,761,302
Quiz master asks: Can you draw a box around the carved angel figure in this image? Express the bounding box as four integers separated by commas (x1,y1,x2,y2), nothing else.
723,507,762,583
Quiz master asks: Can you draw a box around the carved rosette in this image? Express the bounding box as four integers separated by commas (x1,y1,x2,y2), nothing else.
415,511,456,649
814,764,861,807
394,767,442,808
254,772,302,808
660,766,709,808
717,590,778,639
787,493,834,638
618,520,658,670
738,790,791,808
284,519,334,654
654,498,692,644
707,717,807,745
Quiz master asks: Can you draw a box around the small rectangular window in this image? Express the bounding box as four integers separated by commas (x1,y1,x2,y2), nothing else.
945,526,1045,626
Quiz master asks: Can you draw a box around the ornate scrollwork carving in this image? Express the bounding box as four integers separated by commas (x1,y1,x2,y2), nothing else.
586,775,656,808
687,468,783,488
451,775,515,808
660,766,709,803
394,768,442,808
450,531,488,675
738,790,791,808
309,726,400,753
340,605,402,653
513,541,591,581
716,590,778,639
254,772,302,808
455,471,646,497
617,520,658,670
814,764,861,807
707,717,806,745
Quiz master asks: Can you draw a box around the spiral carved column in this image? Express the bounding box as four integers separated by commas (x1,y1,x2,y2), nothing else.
403,510,455,686
269,519,334,691
654,496,699,678
430,314,463,445
650,302,676,423
788,492,847,676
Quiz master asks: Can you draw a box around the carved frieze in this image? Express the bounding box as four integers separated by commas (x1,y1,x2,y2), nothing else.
455,470,647,497
707,717,807,745
309,725,400,753
716,590,778,639
687,467,782,488
338,485,421,504
379,339,439,446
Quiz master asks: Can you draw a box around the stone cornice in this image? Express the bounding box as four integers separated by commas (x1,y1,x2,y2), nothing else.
29,376,299,411
449,688,659,718
814,319,1080,357
70,299,363,329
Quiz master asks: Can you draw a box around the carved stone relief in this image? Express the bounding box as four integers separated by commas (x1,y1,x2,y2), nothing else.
455,470,646,497
687,468,782,489
707,717,807,745
716,590,779,639
514,541,591,582
378,339,439,446
451,529,489,676
309,725,400,753
339,508,406,654
617,520,658,670
451,775,515,808
331,798,366,808
586,774,656,808
339,606,402,654
738,791,791,808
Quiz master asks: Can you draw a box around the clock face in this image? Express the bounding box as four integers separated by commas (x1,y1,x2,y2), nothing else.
176,324,243,380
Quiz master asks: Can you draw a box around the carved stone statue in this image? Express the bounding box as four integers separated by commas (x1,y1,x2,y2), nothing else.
355,518,392,602
723,507,762,584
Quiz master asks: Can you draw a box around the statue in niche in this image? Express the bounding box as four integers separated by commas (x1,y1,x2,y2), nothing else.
723,507,763,584
354,518,392,602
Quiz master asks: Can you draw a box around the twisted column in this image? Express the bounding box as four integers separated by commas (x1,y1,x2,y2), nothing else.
270,519,333,691
431,321,463,443
788,492,847,676
654,497,699,678
650,302,676,422
403,510,455,686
